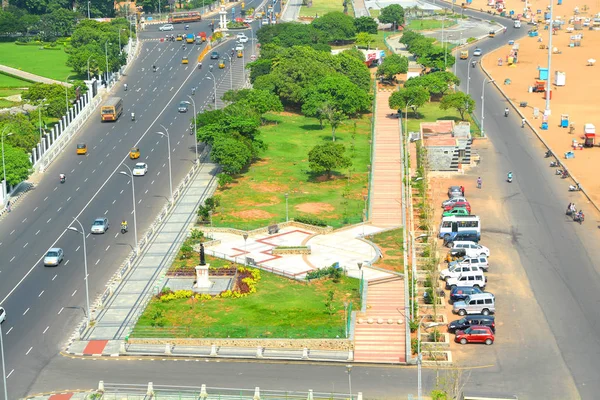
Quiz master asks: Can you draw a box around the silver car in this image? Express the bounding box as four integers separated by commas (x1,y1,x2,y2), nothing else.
448,186,463,198
44,248,64,267
91,217,109,234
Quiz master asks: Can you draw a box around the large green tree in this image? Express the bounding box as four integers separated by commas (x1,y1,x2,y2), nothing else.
1,144,31,187
404,71,460,99
210,136,253,175
221,89,283,116
378,4,405,27
440,92,475,120
311,11,356,43
388,87,429,115
354,16,378,34
334,51,371,92
376,54,409,81
302,75,370,118
256,23,329,50
308,142,352,178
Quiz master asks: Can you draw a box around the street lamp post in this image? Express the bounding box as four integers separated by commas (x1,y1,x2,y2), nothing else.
157,124,173,201
0,319,7,400
118,29,126,53
87,0,90,18
545,2,554,114
466,57,476,96
119,164,139,253
346,365,353,400
225,54,233,91
207,68,218,109
104,41,111,86
208,210,213,227
67,218,91,326
248,25,255,57
242,233,249,266
481,78,494,138
1,129,12,204
186,96,199,163
284,192,289,222
86,55,95,81
65,74,71,113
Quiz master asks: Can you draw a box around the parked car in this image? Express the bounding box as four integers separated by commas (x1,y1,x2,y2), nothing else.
448,315,495,333
452,241,490,257
91,218,110,234
443,231,480,247
454,325,495,345
449,286,484,303
443,200,471,213
159,24,174,31
445,248,467,262
210,51,220,59
442,196,467,208
440,264,482,281
44,248,64,267
448,185,464,198
442,207,470,217
448,256,489,271
133,163,148,176
445,269,486,290
453,293,495,316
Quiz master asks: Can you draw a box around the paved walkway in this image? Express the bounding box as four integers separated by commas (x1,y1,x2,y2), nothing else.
369,90,403,227
353,0,369,17
0,64,70,86
353,276,406,363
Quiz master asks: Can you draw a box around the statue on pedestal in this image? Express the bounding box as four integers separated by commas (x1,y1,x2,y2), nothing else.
199,243,206,266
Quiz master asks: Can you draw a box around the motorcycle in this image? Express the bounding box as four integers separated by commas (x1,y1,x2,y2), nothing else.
124,84,128,91
556,169,565,175
60,175,66,184
545,150,553,158
131,113,135,121
471,61,476,68
504,109,509,117
573,214,584,225
121,225,128,234
561,171,569,179
550,161,558,167
569,184,581,191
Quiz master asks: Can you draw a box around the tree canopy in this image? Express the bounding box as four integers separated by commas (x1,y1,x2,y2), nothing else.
388,87,429,115
377,54,409,80
404,71,460,98
1,143,32,187
354,16,378,34
311,11,357,43
378,4,405,27
439,92,475,120
399,29,454,70
308,142,352,178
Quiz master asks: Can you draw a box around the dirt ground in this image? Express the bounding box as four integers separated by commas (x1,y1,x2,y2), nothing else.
295,202,335,214
468,0,600,19
475,1,600,205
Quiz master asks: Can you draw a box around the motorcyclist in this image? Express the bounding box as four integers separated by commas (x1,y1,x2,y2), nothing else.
59,173,66,182
131,112,135,121
521,118,525,128
124,83,128,91
471,60,476,67
477,177,482,188
507,171,513,181
153,65,157,72
198,62,202,69
192,87,196,95
121,220,128,231
504,107,509,117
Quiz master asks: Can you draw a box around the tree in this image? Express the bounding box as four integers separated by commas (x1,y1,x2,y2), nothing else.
221,89,283,116
334,51,371,92
302,74,371,118
2,144,31,187
248,58,273,83
376,54,409,81
355,32,375,49
388,87,429,115
210,136,252,175
308,142,352,178
419,46,454,70
404,71,460,99
354,16,378,34
311,11,356,43
439,92,475,120
256,23,329,50
38,8,77,40
342,47,366,62
323,105,346,142
378,4,405,27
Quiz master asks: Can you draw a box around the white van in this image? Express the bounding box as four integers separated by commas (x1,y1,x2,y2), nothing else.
513,20,521,28
453,293,495,316
439,215,481,239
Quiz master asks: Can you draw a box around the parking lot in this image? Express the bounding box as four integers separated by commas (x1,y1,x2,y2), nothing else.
427,139,579,398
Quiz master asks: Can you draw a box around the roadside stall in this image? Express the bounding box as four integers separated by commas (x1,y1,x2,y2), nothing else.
584,123,596,147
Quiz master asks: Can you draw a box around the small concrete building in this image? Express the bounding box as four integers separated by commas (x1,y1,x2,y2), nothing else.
421,120,472,171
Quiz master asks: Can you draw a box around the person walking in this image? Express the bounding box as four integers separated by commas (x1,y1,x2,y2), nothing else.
477,177,482,189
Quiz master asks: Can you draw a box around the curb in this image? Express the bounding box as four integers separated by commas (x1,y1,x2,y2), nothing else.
0,182,34,218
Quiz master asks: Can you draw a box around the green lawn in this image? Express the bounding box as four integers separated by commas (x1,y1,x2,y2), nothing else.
133,270,360,338
0,73,32,88
406,100,481,137
0,43,78,81
0,88,25,97
211,113,371,230
407,18,457,31
299,0,345,17
369,228,404,272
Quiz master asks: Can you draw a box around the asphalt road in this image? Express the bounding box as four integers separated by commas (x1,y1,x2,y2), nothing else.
0,8,263,398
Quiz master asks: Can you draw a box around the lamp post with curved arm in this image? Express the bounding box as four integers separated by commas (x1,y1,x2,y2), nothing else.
1,128,12,204
157,124,173,201
67,218,91,327
187,96,199,163
206,68,218,109
119,164,139,253
481,78,495,138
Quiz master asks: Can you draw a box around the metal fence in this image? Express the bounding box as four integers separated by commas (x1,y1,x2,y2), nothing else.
131,325,346,339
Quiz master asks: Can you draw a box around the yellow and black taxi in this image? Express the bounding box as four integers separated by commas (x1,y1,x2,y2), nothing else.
76,143,87,155
129,147,140,159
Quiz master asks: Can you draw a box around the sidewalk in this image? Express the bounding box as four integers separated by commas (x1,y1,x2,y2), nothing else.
0,64,70,86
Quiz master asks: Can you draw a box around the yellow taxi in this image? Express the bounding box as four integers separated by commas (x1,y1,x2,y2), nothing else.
176,34,183,41
219,60,225,69
182,56,189,64
129,147,140,159
237,50,243,58
76,143,87,155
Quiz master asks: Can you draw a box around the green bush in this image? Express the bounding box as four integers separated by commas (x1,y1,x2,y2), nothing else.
466,37,476,43
180,244,194,259
294,215,328,227
411,337,420,355
430,390,448,400
429,328,441,342
306,265,343,281
409,319,419,333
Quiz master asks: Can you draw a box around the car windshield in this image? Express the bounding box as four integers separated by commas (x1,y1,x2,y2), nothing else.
457,318,467,324
135,164,145,168
47,251,58,257
93,220,104,226
77,144,85,149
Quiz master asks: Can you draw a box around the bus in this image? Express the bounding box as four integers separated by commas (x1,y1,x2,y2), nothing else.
100,97,123,122
438,215,481,239
168,11,202,24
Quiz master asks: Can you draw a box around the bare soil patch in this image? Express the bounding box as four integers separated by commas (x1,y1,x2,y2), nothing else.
230,210,276,220
249,182,288,193
295,202,335,214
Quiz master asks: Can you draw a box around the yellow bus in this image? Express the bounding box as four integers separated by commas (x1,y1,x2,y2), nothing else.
100,97,123,122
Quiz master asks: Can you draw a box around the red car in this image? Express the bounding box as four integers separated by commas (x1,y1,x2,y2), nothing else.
443,201,471,213
455,325,494,345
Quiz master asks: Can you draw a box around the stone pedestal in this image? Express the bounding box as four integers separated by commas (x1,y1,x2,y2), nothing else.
194,264,212,288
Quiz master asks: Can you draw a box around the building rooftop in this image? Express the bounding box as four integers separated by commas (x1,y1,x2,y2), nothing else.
421,120,455,135
423,136,457,147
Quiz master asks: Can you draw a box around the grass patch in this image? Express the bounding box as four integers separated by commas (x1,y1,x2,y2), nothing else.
0,73,32,88
407,19,457,31
299,0,345,17
369,9,380,18
211,112,371,230
0,88,24,97
369,228,404,272
0,43,78,81
405,100,480,136
0,99,17,108
133,270,360,338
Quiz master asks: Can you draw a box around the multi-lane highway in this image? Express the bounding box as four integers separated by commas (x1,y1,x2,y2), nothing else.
0,9,266,397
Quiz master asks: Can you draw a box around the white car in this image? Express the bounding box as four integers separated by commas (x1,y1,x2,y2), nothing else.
445,270,487,290
440,264,482,281
237,35,249,43
473,48,483,56
235,43,244,51
243,17,254,23
452,241,490,257
159,24,174,31
133,163,148,176
44,248,64,267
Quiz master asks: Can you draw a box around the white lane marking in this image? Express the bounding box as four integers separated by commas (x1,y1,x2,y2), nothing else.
10,230,14,235
35,230,40,235
33,207,38,212
44,196,48,201
104,210,108,215
79,160,83,164
157,171,161,176
71,290,77,297
113,145,116,150
57,207,62,212
23,242,28,248
145,189,148,194
114,232,119,238
47,218,51,223
112,199,116,204
64,260,69,266
70,168,75,174
67,196,71,202
99,161,103,166
54,187,57,191
95,259,100,265
92,169,96,174
52,274,57,281
162,163,166,168
9,256,15,262
43,326,49,334
151,148,154,152
138,199,142,204
38,290,44,297
75,246,80,252
58,307,64,314
84,178,88,182
6,327,13,335
86,233,90,238
120,189,124,194
177,140,181,146
151,180,155,185
76,187,80,192
0,54,200,308
23,308,29,315
22,218,27,223
105,245,110,251
93,145,97,150
26,347,33,355
6,369,14,379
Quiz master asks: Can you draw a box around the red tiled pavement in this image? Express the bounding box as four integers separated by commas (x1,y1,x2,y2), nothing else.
353,277,406,363
82,340,108,355
48,394,74,400
370,90,403,227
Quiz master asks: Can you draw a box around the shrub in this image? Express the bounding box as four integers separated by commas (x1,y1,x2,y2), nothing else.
409,319,419,333
411,338,420,355
306,265,343,280
294,215,328,227
429,328,442,342
179,243,194,259
430,390,448,400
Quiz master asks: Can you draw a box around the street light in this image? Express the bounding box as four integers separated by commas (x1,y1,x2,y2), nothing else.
86,55,95,81
118,28,126,53
104,41,111,86
346,365,353,400
0,309,8,400
481,78,495,138
119,164,139,253
1,129,13,204
225,54,233,91
65,74,71,113
156,124,173,201
206,68,218,109
87,0,91,18
248,25,255,57
444,34,453,69
208,210,213,227
404,101,415,139
466,57,476,96
242,232,249,266
186,96,199,163
67,218,91,327
545,2,554,114
284,192,289,222
38,102,49,161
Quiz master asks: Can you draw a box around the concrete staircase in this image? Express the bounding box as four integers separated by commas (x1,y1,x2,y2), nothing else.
353,276,406,363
